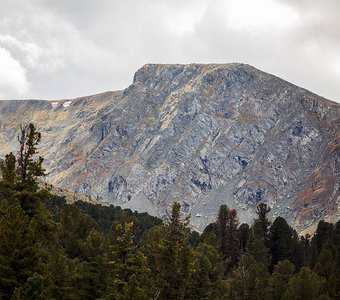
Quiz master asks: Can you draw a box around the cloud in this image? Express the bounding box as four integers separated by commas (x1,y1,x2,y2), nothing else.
0,0,339,102
0,34,61,72
163,1,208,37
0,47,30,99
224,0,299,33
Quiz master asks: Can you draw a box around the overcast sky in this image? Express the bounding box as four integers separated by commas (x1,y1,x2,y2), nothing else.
0,0,339,102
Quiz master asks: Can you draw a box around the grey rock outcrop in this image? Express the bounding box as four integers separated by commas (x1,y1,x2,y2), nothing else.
0,63,339,231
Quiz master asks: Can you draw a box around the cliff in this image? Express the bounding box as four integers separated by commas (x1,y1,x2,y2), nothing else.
0,63,339,231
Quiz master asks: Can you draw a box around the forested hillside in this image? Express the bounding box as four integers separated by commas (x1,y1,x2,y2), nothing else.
0,125,339,299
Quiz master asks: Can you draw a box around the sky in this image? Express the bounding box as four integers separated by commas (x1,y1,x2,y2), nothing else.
0,0,339,102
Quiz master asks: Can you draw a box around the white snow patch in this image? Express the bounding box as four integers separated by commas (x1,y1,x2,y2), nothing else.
63,101,72,108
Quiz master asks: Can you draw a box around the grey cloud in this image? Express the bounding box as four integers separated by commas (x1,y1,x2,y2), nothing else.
0,0,339,102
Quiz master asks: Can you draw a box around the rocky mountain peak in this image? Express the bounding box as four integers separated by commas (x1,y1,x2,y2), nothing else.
0,63,339,232
131,63,258,97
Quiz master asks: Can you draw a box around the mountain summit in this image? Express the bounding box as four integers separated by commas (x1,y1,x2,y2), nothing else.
0,63,339,231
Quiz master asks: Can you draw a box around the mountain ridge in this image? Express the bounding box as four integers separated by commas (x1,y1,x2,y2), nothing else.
0,63,339,232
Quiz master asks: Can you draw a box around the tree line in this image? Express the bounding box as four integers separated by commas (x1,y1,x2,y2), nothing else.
0,124,339,299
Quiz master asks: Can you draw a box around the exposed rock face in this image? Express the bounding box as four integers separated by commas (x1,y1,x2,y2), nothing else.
0,63,339,231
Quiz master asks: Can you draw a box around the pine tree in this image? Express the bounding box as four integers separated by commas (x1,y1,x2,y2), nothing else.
16,123,44,191
256,203,271,244
0,124,57,299
43,246,78,300
283,267,325,300
300,233,311,267
313,221,333,253
0,123,51,221
140,202,192,300
239,223,250,253
313,240,340,298
269,217,295,269
105,222,151,300
139,225,168,296
11,273,49,300
266,260,295,300
217,204,229,260
59,205,97,259
76,229,107,299
227,254,269,300
216,205,240,267
247,221,271,267
188,243,226,299
0,200,42,299
159,202,192,299
200,222,219,248
226,208,240,267
0,153,17,201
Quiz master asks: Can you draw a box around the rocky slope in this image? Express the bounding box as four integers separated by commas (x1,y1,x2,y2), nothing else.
0,63,339,231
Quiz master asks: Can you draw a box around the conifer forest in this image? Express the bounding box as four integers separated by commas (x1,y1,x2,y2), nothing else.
0,124,339,299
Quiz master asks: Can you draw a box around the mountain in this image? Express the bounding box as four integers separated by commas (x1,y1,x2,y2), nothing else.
0,63,339,231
